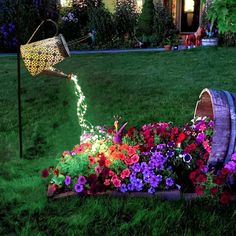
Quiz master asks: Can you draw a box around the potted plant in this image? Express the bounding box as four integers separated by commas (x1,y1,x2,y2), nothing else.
163,37,172,51
202,21,218,46
163,34,180,51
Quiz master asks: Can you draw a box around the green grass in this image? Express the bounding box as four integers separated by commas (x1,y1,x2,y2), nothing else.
1,47,236,235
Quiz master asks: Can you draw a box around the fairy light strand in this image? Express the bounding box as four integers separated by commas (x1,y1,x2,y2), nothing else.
71,75,94,133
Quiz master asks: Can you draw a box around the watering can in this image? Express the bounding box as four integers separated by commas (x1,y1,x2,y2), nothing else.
20,19,71,79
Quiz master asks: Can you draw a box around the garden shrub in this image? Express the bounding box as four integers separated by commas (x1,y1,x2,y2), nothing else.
137,0,154,36
86,1,115,47
114,0,139,39
152,1,178,46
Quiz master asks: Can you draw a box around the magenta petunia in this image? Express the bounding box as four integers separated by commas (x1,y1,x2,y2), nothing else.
74,184,84,193
77,175,87,185
65,175,71,186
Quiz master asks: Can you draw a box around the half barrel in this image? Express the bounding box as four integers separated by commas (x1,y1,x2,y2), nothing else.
194,88,236,167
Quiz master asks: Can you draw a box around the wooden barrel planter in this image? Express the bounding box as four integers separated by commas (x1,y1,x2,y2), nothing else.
194,88,236,167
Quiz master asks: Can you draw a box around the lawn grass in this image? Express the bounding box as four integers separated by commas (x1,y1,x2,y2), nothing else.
1,47,236,235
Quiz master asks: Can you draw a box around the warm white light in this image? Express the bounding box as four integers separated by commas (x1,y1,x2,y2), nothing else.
60,0,72,7
136,0,143,12
71,75,93,132
184,0,194,12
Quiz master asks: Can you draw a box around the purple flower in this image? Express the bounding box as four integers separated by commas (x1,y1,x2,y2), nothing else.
156,144,166,150
148,187,155,194
120,184,127,193
224,161,236,174
165,177,174,187
196,133,206,143
231,153,236,162
149,175,162,188
132,163,141,173
166,150,175,158
74,184,84,193
127,183,135,191
183,154,192,163
64,175,71,186
134,178,143,191
140,162,148,170
208,120,214,127
167,141,175,148
77,175,87,185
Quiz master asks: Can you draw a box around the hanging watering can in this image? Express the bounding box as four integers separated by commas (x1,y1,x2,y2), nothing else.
20,19,71,79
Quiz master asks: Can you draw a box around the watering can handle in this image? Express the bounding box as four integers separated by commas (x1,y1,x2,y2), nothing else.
26,19,58,44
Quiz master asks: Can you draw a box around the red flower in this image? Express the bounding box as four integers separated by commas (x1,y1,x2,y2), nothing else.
88,174,98,184
108,127,114,134
197,174,207,183
42,169,49,178
127,127,135,137
176,132,185,144
121,168,131,179
184,146,191,154
53,169,59,177
196,160,205,169
101,167,110,177
190,143,197,151
88,156,96,165
203,152,209,161
195,186,204,195
172,127,179,134
143,129,151,139
98,154,106,167
210,187,218,195
213,176,225,185
221,168,230,176
220,192,231,204
115,151,126,160
111,175,119,182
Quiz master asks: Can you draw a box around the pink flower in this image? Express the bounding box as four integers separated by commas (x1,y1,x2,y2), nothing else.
121,168,131,179
95,165,101,174
104,179,111,186
63,151,70,156
113,178,121,188
109,170,115,176
131,154,139,163
198,123,207,131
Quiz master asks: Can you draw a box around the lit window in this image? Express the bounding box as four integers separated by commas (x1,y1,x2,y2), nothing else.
184,0,194,12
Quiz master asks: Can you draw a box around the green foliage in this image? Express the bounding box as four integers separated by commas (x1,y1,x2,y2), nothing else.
137,0,154,36
202,0,236,33
0,0,41,51
153,1,179,46
114,0,139,38
87,3,115,45
1,48,236,234
57,153,93,178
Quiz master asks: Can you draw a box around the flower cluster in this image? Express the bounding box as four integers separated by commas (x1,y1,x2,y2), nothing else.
61,12,78,23
191,152,236,204
203,21,218,38
43,117,235,203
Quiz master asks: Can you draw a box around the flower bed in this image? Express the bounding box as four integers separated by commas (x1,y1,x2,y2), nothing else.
43,117,236,204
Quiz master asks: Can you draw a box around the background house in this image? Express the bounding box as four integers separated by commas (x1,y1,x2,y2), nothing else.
60,0,202,33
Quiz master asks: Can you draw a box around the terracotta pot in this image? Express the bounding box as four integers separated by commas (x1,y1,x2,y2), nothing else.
164,45,172,51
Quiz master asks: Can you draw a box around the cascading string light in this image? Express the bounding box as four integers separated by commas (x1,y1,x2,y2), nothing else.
71,75,94,134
